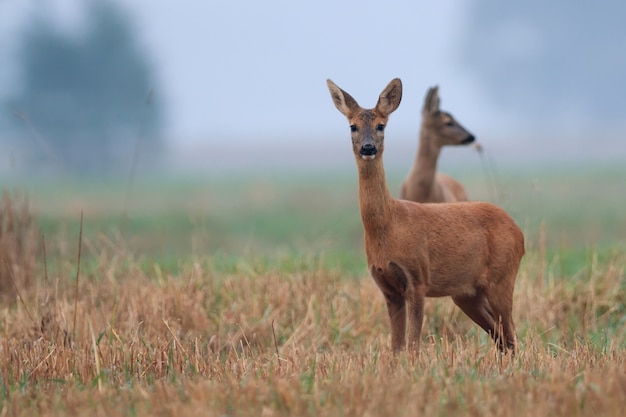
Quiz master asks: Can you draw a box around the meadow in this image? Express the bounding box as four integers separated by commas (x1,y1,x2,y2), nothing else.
0,162,624,416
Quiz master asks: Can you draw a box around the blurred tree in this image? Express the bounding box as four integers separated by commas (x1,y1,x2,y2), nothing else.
459,1,626,131
5,1,163,174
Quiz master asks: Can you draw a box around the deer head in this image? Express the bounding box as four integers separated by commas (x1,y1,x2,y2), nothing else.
422,86,475,147
327,79,402,161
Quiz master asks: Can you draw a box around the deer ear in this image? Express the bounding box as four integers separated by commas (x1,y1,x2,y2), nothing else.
376,78,402,116
327,79,360,118
423,86,440,115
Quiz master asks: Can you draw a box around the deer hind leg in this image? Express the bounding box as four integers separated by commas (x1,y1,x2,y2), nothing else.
484,284,517,353
452,291,497,338
452,286,516,353
453,290,516,353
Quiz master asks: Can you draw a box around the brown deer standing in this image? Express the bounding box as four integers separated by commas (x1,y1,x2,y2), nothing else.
327,78,525,353
401,86,475,203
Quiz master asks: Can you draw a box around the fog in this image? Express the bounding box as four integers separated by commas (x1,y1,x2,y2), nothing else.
1,0,625,175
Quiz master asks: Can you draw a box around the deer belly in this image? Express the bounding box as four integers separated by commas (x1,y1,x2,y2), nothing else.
426,270,478,298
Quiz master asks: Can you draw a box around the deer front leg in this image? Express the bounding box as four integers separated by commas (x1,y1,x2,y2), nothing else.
406,285,426,353
383,292,406,352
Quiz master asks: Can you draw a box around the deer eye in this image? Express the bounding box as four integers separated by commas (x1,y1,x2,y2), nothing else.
445,121,455,127
376,124,385,132
350,125,358,132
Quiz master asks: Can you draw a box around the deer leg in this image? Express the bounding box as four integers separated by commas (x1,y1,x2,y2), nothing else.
406,285,426,353
484,285,517,353
452,292,502,344
487,307,516,353
383,292,406,352
453,287,516,353
375,262,409,352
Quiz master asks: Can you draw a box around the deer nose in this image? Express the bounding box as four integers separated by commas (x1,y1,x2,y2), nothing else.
360,143,378,156
462,135,475,144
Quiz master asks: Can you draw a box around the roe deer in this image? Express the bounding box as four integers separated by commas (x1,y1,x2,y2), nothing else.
327,78,525,353
401,86,475,203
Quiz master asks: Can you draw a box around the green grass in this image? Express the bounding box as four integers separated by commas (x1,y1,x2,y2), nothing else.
7,163,625,277
5,162,626,284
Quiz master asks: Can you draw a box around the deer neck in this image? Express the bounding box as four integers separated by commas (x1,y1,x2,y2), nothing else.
356,157,394,239
409,128,441,199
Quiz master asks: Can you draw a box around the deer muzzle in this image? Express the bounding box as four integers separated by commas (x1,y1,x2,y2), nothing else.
461,134,476,145
360,143,378,159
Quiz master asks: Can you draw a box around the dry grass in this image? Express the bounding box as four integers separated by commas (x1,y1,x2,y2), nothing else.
0,228,624,416
0,178,625,417
0,191,39,303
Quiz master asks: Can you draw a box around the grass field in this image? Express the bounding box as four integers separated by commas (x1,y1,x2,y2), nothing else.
0,163,625,416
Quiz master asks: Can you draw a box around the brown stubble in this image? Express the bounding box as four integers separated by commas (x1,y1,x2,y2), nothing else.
0,242,624,416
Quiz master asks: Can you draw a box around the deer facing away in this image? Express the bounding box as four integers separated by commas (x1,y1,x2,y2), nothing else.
401,86,475,203
327,78,525,353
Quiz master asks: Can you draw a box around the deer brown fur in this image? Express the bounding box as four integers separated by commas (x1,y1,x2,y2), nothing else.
327,78,525,353
401,86,475,203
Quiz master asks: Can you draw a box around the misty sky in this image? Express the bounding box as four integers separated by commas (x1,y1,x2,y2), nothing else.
1,0,625,168
0,0,506,143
